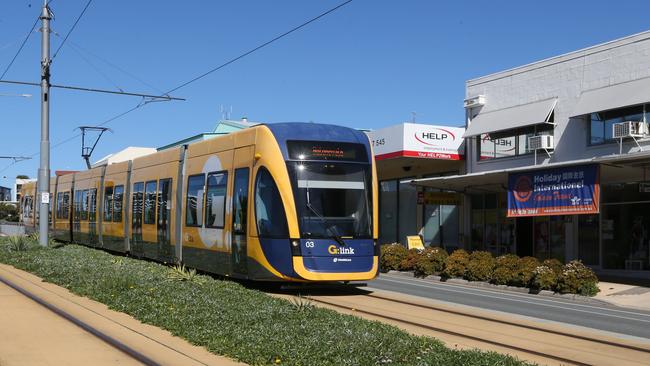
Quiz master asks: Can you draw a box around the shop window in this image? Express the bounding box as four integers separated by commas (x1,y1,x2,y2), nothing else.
379,180,398,244
398,180,417,246
478,120,553,161
602,183,650,270
470,193,513,255
589,104,648,145
185,174,205,227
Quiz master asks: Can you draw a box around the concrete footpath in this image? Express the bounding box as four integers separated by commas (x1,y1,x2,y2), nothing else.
0,264,245,366
596,281,650,311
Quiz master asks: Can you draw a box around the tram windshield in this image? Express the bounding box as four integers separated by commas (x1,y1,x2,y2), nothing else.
288,162,372,239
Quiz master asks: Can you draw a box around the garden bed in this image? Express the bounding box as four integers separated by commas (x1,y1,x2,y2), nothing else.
0,238,530,366
380,244,600,297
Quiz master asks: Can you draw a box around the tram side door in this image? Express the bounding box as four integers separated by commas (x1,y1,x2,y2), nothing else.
157,178,173,262
231,146,253,277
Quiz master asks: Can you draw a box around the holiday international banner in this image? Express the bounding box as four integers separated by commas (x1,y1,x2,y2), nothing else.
507,164,600,217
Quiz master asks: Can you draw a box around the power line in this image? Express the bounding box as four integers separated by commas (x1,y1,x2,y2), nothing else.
52,0,93,60
0,15,39,80
164,0,353,95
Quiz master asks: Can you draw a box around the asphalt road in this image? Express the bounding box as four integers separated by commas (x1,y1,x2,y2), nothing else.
366,273,650,340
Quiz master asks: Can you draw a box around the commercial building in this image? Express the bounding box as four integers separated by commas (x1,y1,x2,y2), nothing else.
407,30,650,277
367,123,465,248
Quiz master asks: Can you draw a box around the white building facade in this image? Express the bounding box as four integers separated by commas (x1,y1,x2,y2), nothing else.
412,30,650,278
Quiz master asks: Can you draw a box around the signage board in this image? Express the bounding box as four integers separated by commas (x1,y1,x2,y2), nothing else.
423,191,461,205
406,236,425,250
367,123,465,161
507,164,600,217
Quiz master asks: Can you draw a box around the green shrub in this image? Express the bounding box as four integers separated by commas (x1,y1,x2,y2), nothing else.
442,249,469,278
379,243,408,273
413,247,448,278
6,235,28,252
530,265,558,291
491,254,520,285
399,248,422,272
515,256,540,287
542,258,563,274
557,260,600,296
464,251,495,282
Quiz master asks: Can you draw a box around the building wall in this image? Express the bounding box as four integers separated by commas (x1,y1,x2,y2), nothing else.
466,30,650,173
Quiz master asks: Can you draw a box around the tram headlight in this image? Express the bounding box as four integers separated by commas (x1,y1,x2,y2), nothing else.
291,239,301,256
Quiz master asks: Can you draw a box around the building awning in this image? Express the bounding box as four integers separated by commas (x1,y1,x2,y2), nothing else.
463,98,557,138
571,77,650,117
407,150,650,192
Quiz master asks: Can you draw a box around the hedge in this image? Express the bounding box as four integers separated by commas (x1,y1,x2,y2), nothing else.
380,244,599,296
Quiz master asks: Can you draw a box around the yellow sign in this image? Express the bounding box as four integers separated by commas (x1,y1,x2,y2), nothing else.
423,191,461,205
406,236,425,250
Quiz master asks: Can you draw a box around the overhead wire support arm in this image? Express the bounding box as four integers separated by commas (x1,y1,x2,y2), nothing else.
0,156,32,163
0,79,184,101
78,126,111,169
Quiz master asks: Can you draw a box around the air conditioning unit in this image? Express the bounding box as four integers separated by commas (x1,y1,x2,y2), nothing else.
613,121,648,139
528,135,554,151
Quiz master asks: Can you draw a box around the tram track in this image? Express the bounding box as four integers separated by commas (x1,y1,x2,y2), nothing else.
0,270,159,365
0,264,238,366
280,288,650,366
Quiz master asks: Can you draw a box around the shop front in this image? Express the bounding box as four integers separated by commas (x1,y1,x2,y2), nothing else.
411,154,650,275
367,123,465,248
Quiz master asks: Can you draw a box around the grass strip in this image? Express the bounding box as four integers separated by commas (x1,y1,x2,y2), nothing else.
0,240,531,366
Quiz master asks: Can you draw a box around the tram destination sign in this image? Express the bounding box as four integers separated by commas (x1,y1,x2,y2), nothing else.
287,140,368,162
507,164,600,217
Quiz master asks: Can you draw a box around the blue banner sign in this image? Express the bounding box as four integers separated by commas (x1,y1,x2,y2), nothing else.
507,164,600,217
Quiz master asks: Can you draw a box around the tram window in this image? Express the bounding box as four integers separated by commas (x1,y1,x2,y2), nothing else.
255,168,288,238
74,190,82,221
205,172,227,228
62,192,70,219
88,189,97,222
144,181,157,225
104,186,113,222
80,190,88,220
56,192,63,219
113,185,124,222
132,182,144,226
186,174,205,227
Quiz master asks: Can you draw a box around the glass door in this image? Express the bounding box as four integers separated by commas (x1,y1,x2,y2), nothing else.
157,178,173,262
231,168,250,276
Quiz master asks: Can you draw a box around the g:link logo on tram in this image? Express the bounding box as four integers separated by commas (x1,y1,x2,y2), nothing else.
328,245,355,255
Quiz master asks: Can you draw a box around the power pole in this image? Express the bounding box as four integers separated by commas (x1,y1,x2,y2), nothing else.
38,0,52,247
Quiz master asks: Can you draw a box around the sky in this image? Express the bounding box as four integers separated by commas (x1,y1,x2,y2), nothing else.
0,0,648,190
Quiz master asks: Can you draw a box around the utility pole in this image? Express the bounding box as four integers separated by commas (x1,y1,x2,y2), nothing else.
38,0,51,247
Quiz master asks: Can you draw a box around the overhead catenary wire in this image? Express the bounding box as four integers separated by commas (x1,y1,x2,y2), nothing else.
51,0,93,60
0,15,39,80
0,0,353,175
164,0,353,95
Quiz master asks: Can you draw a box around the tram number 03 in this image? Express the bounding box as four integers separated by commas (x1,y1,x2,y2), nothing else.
305,241,315,248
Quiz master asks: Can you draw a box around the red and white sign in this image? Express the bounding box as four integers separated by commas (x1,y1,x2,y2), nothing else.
367,123,465,161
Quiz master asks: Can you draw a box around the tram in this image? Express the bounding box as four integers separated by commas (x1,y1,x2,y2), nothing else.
19,123,379,282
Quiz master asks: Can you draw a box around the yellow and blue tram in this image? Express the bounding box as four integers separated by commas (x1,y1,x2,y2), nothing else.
20,123,379,282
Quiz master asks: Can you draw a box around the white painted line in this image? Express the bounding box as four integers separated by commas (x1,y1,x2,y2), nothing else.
375,276,650,324
380,273,650,318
